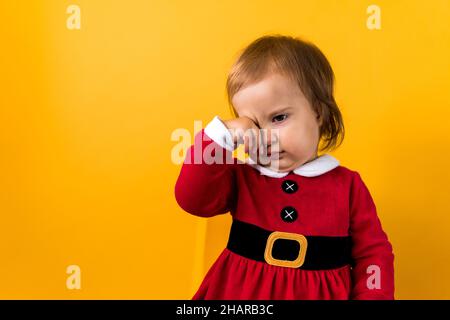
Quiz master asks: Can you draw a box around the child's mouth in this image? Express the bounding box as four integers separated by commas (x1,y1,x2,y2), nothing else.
267,151,284,158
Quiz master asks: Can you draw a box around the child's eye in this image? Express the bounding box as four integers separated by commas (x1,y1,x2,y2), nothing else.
272,114,288,123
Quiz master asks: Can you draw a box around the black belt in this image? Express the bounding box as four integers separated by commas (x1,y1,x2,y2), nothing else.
226,219,353,270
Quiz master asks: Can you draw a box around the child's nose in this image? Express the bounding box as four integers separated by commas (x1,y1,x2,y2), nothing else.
260,128,280,149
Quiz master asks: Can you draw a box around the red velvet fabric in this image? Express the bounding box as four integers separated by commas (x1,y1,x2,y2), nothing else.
175,129,394,300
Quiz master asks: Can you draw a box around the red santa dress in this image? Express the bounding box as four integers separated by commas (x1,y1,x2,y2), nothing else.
175,115,395,300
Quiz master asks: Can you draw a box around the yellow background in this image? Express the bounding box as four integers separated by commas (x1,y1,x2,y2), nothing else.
1,0,449,299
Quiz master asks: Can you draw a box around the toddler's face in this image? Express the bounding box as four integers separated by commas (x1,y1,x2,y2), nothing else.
231,72,321,172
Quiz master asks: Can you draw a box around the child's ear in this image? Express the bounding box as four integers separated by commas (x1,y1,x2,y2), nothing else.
316,113,323,127
313,102,323,127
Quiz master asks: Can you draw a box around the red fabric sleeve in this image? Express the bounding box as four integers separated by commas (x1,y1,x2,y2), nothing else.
349,172,395,300
174,129,238,217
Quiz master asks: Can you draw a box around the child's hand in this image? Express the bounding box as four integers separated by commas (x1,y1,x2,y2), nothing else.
223,117,267,158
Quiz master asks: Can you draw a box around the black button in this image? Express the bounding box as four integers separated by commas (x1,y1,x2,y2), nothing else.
281,180,298,194
280,206,298,222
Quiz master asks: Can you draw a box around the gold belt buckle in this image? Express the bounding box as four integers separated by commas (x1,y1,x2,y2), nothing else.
264,231,308,268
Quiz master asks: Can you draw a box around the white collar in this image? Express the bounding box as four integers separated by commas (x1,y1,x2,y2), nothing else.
245,154,340,178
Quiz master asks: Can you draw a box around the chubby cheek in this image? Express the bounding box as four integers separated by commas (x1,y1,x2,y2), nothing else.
280,123,319,158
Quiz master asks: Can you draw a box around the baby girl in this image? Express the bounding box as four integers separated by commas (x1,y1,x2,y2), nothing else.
175,34,394,299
